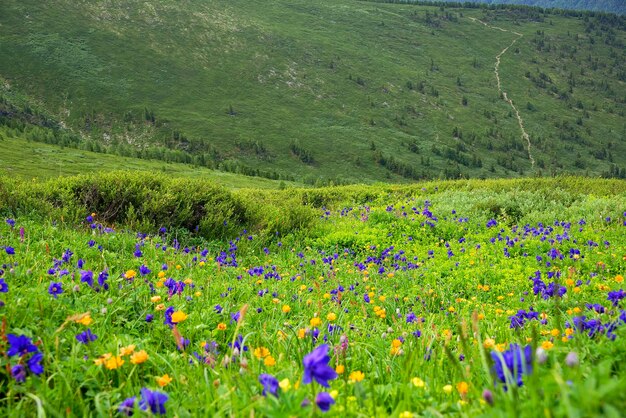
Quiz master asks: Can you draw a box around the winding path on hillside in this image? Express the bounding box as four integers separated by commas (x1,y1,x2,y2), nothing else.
469,17,535,169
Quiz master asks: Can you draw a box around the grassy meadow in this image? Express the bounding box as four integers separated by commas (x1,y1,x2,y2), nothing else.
0,174,625,416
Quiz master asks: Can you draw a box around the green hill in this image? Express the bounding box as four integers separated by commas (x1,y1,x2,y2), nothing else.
412,0,626,15
1,0,625,184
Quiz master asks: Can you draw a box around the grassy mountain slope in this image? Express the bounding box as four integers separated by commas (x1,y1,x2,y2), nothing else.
1,0,625,183
413,0,626,15
0,127,296,189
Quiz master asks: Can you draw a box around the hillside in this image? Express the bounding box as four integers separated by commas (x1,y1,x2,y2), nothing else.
1,0,625,184
408,0,625,15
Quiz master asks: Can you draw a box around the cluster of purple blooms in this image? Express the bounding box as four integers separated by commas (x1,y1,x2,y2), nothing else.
119,388,168,416
258,344,337,412
529,271,566,300
566,314,625,340
491,344,532,390
509,308,540,329
7,334,44,383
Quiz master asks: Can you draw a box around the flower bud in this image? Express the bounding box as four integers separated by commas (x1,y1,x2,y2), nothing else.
565,352,579,368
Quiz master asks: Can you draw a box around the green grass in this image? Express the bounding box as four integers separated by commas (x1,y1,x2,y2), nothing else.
1,175,626,416
0,129,299,189
0,0,625,184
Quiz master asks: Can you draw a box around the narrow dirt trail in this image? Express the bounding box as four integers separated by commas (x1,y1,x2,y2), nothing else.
469,17,535,169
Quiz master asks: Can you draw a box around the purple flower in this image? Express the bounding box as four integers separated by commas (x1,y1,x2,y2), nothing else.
315,392,335,412
139,265,151,276
0,278,8,293
302,344,337,388
146,314,154,323
5,246,15,255
608,289,625,307
139,388,168,415
27,352,44,375
259,373,279,396
76,329,98,344
48,281,63,298
119,396,136,416
6,218,15,228
491,344,532,390
7,334,38,357
80,270,94,288
164,306,175,328
11,364,26,382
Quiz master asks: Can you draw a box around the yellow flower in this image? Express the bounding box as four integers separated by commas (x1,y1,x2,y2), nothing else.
541,341,554,350
105,356,124,370
155,303,165,311
120,344,136,356
279,378,291,391
76,315,93,326
326,312,337,322
392,339,402,348
335,365,345,374
130,350,149,365
254,347,271,359
349,371,365,383
156,374,172,387
310,317,322,327
411,377,425,388
151,296,162,303
457,381,469,396
615,274,623,283
263,356,276,367
217,323,227,331
282,305,291,313
399,412,413,418
496,343,506,352
297,328,307,339
550,329,560,337
125,270,137,279
94,353,112,366
330,390,339,399
443,384,453,394
194,291,201,297
184,278,193,285
158,271,166,279
171,311,188,323
483,338,495,349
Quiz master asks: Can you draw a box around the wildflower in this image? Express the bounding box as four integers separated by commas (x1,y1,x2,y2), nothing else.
254,347,270,359
48,281,63,298
310,317,322,327
11,364,26,382
120,345,136,356
76,329,98,344
0,278,8,293
491,344,532,389
7,334,38,357
541,341,554,350
264,356,276,367
94,353,112,366
483,338,495,349
118,397,136,416
105,356,124,370
5,246,15,255
282,305,291,313
139,388,168,415
171,311,188,324
443,384,453,394
217,323,227,331
349,370,365,382
156,374,172,387
302,344,338,387
457,381,469,396
259,373,279,396
411,377,425,388
146,314,154,323
279,378,291,391
482,389,494,405
131,350,149,365
326,312,337,321
315,392,335,412
335,365,345,374
399,412,413,418
124,270,137,280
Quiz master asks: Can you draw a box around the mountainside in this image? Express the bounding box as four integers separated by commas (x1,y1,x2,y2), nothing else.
409,0,625,15
1,0,625,184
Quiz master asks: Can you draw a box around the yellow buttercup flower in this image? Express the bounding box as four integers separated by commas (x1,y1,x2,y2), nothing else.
411,377,425,388
279,378,291,391
349,371,365,383
336,365,345,374
254,347,271,359
263,356,276,367
310,317,322,327
76,315,93,326
282,305,291,313
457,381,469,396
125,270,137,279
326,312,337,321
94,353,112,366
443,384,453,394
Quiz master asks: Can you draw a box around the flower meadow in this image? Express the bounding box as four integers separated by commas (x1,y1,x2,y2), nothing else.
1,177,626,416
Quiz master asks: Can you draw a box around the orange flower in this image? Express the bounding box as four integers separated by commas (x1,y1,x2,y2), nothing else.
282,305,291,313
335,365,345,374
254,347,270,359
349,371,365,383
105,356,124,370
76,315,93,326
263,356,276,367
120,344,136,356
130,350,149,365
217,323,227,331
310,317,322,327
171,311,188,323
457,381,469,396
124,270,137,280
156,374,172,387
94,353,112,366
